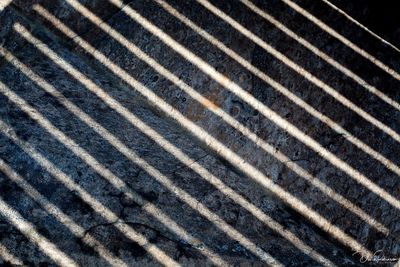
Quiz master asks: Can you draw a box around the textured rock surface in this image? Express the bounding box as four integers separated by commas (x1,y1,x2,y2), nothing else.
0,0,399,266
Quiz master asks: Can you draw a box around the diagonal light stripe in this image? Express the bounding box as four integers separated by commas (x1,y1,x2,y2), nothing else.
147,0,390,233
321,0,400,53
8,25,281,267
31,0,374,257
0,242,24,266
239,0,400,113
195,0,400,145
0,47,230,267
279,0,400,81
0,195,78,267
0,117,180,267
99,0,400,213
6,11,336,265
0,0,12,11
0,158,128,267
41,0,388,235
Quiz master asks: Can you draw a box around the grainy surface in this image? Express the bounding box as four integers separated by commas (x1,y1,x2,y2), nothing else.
0,0,399,266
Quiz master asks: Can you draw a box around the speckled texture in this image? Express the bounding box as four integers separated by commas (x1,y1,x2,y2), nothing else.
0,0,399,266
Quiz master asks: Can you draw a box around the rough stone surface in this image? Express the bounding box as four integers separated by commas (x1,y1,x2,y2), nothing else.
0,0,399,266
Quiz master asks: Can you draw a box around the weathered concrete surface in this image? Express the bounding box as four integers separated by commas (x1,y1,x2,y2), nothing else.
0,0,399,266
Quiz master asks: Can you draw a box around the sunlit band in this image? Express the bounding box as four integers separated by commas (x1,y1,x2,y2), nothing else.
100,0,400,213
148,0,390,234
0,47,231,267
0,242,24,266
1,31,274,264
154,0,400,180
0,195,78,266
321,0,400,53
0,0,12,11
28,2,373,256
239,0,400,113
195,0,400,145
0,158,128,267
279,0,400,81
23,8,339,265
0,117,179,267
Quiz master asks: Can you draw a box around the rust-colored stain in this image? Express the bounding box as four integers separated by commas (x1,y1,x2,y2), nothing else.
204,82,224,109
202,98,219,110
219,73,231,88
187,82,223,121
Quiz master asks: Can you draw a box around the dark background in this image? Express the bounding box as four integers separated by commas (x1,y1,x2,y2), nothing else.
329,0,400,47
